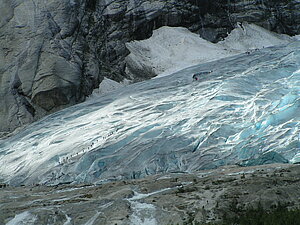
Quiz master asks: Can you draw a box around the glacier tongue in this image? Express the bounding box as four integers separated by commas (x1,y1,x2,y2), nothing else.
1,42,300,186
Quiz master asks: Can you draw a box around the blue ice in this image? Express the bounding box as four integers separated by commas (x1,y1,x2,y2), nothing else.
1,41,300,185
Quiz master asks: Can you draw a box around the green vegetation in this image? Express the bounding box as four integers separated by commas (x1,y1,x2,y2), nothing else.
171,205,300,225
222,205,300,225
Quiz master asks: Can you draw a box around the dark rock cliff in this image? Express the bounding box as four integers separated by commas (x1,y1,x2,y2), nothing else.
0,0,299,135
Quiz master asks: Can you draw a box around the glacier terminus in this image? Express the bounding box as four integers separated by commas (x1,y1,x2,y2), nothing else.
0,41,300,186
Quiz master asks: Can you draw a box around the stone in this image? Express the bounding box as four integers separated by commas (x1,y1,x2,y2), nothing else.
1,163,300,224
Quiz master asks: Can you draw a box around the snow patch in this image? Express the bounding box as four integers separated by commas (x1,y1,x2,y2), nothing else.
218,22,294,52
125,26,232,78
128,190,163,225
128,185,192,224
89,77,124,99
129,201,157,225
125,23,295,78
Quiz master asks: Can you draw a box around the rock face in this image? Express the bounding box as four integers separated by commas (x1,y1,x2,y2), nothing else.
0,0,300,135
0,0,92,136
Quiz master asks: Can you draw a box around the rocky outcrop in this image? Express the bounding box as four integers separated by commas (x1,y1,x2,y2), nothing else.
1,163,300,224
0,0,93,136
0,0,299,135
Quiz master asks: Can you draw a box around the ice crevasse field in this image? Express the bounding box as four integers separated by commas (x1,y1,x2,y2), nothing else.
0,26,300,186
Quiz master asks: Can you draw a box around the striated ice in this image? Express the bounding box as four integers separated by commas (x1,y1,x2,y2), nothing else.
0,41,300,186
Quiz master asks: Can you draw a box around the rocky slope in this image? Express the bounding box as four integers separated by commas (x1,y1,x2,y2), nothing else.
1,163,300,225
1,0,300,135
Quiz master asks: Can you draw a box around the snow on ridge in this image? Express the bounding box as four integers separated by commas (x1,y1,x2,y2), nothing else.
125,26,232,78
125,22,296,79
218,22,294,52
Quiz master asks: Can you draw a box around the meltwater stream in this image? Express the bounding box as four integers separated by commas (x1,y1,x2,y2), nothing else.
1,42,300,186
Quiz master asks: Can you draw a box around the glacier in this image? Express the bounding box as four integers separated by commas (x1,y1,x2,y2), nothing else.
0,41,300,186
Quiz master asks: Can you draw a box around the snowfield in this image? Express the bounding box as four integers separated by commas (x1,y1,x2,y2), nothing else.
125,23,295,78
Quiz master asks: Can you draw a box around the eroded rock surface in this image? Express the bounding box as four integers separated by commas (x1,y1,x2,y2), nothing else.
0,0,92,136
1,163,300,224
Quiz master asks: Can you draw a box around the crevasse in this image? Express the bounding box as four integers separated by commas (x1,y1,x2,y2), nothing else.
0,41,299,186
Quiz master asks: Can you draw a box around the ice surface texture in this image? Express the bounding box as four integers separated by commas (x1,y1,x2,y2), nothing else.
1,42,300,186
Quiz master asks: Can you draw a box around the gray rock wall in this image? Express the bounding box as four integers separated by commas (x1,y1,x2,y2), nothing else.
0,0,299,135
0,0,99,136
